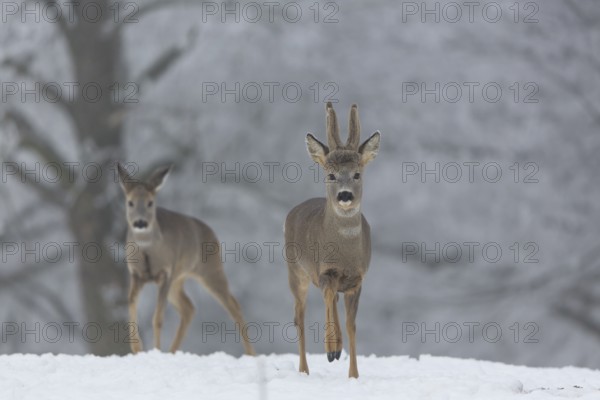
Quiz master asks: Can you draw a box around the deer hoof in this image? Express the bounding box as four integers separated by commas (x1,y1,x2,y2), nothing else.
327,352,336,362
335,351,341,360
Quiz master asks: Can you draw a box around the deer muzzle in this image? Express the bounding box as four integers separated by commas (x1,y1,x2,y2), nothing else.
132,219,149,230
337,191,354,207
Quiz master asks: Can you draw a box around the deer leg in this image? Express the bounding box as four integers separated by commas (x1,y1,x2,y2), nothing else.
200,272,256,355
224,293,256,355
153,271,170,351
289,266,309,374
128,273,145,353
344,286,362,378
319,272,340,363
168,279,195,353
332,293,342,360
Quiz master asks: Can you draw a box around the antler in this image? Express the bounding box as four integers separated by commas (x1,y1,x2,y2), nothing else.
326,102,343,150
347,104,360,150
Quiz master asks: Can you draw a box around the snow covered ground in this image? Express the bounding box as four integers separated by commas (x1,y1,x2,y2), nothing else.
1,351,599,400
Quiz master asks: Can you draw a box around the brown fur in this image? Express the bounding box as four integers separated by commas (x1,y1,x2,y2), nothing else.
285,103,380,378
117,163,255,356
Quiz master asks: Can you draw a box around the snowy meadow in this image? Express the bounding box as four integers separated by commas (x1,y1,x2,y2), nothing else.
1,0,600,399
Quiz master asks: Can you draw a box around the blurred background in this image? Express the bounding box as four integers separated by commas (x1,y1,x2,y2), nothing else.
1,0,599,368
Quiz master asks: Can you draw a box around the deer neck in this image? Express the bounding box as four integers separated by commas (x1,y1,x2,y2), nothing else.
324,199,363,240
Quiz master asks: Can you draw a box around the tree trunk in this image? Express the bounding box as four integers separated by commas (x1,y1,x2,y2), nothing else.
66,0,129,355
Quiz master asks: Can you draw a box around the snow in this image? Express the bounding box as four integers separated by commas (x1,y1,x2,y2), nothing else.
1,351,599,400
2,0,600,371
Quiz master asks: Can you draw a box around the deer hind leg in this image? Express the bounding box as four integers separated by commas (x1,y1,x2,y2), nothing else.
288,265,310,374
319,271,341,363
168,278,195,353
344,286,362,378
153,271,170,351
198,271,256,356
128,273,145,353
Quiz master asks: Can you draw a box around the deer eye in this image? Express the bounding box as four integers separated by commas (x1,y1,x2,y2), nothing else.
328,174,336,181
148,201,153,207
128,201,134,207
354,173,361,180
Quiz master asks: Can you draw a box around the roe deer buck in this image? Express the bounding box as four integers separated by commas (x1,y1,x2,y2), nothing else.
284,102,380,378
116,163,255,355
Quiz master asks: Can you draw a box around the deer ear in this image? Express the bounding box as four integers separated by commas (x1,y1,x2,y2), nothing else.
358,131,380,166
117,162,135,193
148,164,172,192
306,133,329,166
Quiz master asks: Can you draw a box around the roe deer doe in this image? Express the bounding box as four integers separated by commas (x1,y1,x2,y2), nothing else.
117,163,255,355
284,103,380,378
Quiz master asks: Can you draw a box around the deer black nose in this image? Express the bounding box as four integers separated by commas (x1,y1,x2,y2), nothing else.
337,191,354,203
133,220,148,229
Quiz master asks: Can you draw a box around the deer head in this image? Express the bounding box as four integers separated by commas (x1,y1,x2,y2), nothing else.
117,163,172,233
306,102,380,217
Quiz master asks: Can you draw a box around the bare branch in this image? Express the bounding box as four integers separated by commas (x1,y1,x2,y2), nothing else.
3,110,68,169
2,111,70,206
141,46,186,83
2,57,73,116
135,27,199,88
7,160,66,207
111,0,204,36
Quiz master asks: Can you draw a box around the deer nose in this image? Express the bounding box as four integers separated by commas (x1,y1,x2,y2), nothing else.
337,191,354,203
133,220,148,229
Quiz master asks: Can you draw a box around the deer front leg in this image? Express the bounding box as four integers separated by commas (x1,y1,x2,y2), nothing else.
344,286,362,378
153,271,170,350
128,273,145,353
332,293,342,360
319,271,340,363
289,266,309,374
